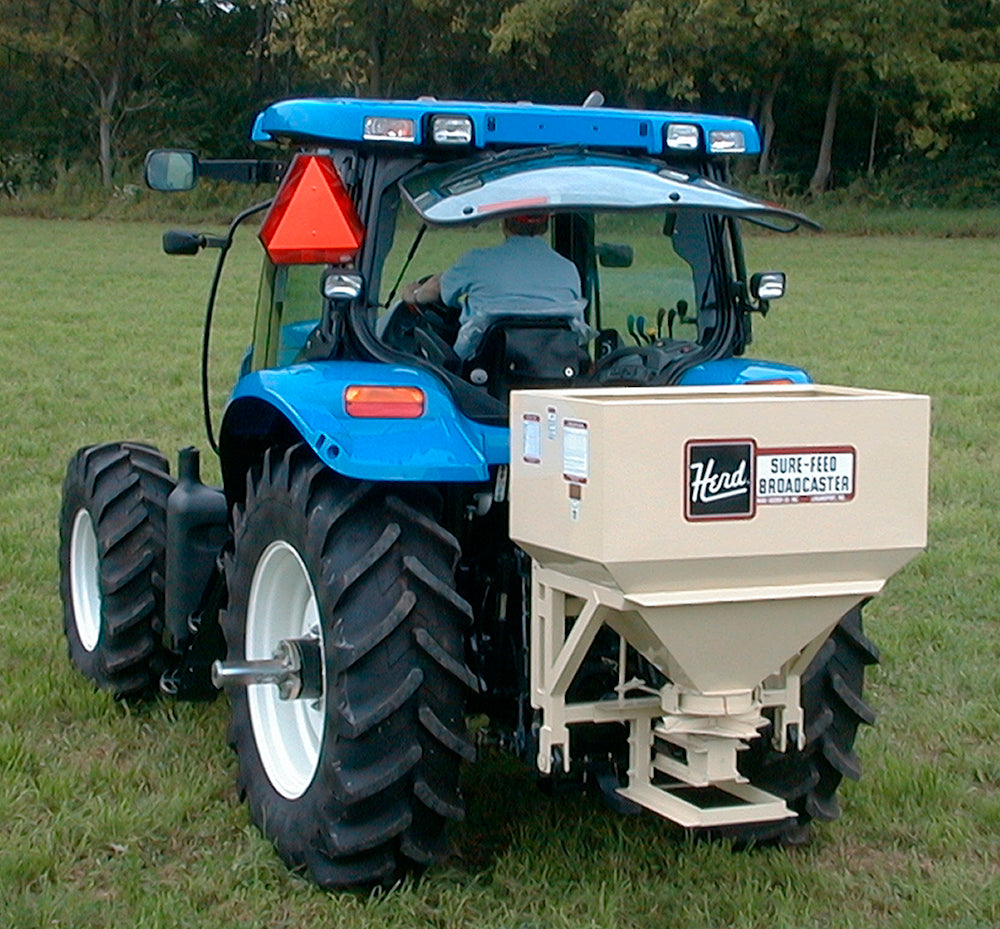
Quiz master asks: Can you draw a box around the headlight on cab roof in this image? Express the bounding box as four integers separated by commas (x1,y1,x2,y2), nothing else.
363,116,416,142
665,123,701,151
431,114,474,145
708,129,746,153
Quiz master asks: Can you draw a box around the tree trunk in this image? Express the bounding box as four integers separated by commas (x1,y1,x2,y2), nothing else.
253,2,274,97
867,97,880,178
758,71,784,176
809,67,843,195
368,0,388,98
97,73,119,188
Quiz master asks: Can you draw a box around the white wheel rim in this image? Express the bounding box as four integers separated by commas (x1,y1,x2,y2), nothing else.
246,540,325,800
69,509,102,653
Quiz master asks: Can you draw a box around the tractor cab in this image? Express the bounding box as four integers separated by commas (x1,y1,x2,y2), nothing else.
148,98,816,430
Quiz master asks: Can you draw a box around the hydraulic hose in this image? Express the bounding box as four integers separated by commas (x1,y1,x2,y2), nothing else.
202,200,272,456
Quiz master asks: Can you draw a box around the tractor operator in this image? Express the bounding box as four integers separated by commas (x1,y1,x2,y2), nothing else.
402,213,588,359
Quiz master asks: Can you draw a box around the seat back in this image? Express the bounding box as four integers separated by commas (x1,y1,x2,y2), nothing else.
462,315,591,400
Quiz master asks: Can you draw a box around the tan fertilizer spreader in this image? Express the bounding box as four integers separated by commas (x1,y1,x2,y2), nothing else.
510,383,929,828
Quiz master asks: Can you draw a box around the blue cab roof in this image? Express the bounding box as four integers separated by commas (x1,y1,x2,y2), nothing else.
251,97,761,157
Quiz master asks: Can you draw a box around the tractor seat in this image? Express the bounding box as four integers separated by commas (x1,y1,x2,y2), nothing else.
461,315,592,400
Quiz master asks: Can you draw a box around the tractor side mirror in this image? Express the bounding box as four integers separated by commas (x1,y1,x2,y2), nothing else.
145,150,198,191
750,271,786,302
162,229,227,255
162,229,203,255
597,243,634,268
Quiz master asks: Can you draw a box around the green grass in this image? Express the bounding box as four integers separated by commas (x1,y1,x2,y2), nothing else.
3,216,1000,927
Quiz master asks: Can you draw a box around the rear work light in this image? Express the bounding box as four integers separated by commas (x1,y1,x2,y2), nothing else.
258,154,364,265
709,129,747,153
344,385,426,419
665,123,701,151
364,116,416,142
431,115,474,145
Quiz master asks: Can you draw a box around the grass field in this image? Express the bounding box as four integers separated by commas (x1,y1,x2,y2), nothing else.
2,215,1000,927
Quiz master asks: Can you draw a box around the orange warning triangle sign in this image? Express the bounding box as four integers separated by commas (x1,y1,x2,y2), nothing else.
259,154,364,265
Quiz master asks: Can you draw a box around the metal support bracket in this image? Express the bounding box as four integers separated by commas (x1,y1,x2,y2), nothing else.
529,562,794,827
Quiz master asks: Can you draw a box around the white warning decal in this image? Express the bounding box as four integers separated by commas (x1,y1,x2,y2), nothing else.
522,413,541,464
562,419,589,484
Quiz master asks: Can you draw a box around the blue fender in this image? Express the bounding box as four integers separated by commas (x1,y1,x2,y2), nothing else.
678,358,812,386
223,361,510,483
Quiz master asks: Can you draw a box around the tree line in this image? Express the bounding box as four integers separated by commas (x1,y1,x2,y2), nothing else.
3,0,1000,197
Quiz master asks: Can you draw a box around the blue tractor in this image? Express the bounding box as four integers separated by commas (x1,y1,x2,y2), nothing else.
58,96,887,889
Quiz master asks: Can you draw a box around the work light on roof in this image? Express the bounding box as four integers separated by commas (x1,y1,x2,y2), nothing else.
431,115,474,145
363,116,416,142
665,124,701,152
709,129,747,154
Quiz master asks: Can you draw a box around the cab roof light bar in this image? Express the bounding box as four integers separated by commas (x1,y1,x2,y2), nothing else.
251,98,762,157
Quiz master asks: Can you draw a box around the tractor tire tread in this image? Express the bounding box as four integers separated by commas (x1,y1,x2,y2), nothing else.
59,442,174,698
222,445,470,889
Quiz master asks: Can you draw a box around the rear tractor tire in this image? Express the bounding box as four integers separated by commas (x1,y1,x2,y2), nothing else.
220,446,477,888
58,442,175,698
732,605,880,844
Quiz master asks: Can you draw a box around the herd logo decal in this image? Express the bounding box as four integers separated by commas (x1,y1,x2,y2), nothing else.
685,439,756,521
685,439,857,521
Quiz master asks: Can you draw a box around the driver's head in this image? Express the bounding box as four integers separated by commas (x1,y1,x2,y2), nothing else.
502,213,549,237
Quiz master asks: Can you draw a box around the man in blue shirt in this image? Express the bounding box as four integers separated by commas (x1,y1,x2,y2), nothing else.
402,214,587,358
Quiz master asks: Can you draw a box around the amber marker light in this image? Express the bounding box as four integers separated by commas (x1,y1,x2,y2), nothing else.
344,385,426,419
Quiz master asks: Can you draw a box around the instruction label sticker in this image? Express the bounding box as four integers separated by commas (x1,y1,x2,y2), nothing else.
562,419,589,483
756,446,856,504
521,413,541,464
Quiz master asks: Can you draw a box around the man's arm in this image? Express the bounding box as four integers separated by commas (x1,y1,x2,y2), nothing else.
401,274,442,305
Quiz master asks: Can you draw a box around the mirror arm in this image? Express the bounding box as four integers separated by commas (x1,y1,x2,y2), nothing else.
737,280,770,317
197,159,287,185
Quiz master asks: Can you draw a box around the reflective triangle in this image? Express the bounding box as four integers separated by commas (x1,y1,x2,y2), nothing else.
259,155,364,265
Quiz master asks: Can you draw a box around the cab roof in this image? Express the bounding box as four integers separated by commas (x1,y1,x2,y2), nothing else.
251,97,762,158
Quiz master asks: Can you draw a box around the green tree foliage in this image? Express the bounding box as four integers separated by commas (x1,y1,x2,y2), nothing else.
488,0,631,103
0,0,177,186
269,0,509,99
4,0,1000,197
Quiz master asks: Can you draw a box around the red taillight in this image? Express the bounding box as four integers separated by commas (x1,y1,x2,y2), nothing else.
259,154,364,265
344,386,426,419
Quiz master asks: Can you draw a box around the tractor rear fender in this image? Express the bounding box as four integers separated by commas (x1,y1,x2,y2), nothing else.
678,357,812,386
219,361,510,499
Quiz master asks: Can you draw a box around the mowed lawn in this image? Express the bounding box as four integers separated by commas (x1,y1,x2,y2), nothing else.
1,215,999,927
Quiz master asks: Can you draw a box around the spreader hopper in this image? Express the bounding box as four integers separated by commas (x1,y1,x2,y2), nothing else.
510,383,929,827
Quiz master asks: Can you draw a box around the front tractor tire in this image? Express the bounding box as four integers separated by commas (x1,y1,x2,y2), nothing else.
58,442,175,698
221,446,476,888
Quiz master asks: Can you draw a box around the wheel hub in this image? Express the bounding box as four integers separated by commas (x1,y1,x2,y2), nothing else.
212,636,323,701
